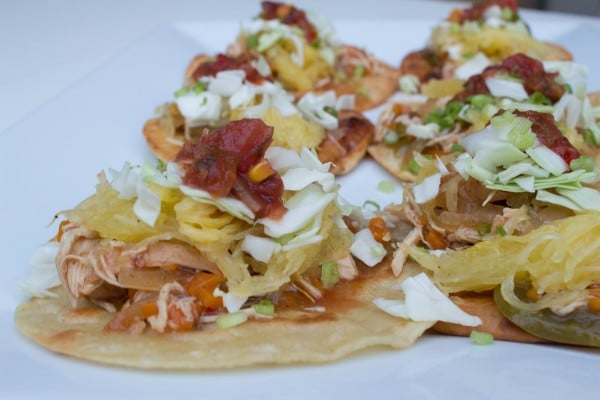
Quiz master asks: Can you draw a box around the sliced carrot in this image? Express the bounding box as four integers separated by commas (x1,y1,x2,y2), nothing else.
588,297,600,312
166,303,196,332
424,229,447,250
392,103,411,116
141,302,159,318
163,263,179,271
422,146,446,158
369,217,390,243
526,287,541,302
248,159,275,183
182,272,225,310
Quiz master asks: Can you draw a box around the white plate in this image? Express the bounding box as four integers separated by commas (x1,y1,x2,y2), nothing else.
2,9,600,399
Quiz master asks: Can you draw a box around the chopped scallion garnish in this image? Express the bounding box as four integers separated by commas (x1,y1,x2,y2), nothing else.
528,91,552,106
275,233,294,245
323,105,338,118
383,130,400,144
353,64,365,79
321,261,339,289
496,226,507,236
377,180,396,193
570,156,595,172
450,143,465,153
156,159,167,171
562,83,573,94
468,94,493,110
501,7,514,21
363,200,381,211
216,311,248,329
246,34,259,48
490,109,516,128
355,87,369,96
476,222,491,237
194,81,207,94
252,300,275,316
174,87,189,98
424,101,464,130
507,117,534,150
408,158,421,175
582,128,599,146
470,330,494,345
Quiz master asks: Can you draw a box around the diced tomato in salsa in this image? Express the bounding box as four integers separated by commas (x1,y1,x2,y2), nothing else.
260,1,319,43
191,54,269,84
177,119,286,219
455,53,564,103
513,110,580,165
454,0,518,23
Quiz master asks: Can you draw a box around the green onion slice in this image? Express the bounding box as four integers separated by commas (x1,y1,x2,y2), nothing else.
353,64,365,79
377,180,396,193
363,200,381,210
252,300,275,316
321,261,339,289
246,34,259,48
570,156,595,172
216,311,248,329
383,130,400,144
174,86,189,98
408,158,421,175
193,81,206,94
470,330,494,345
476,222,492,237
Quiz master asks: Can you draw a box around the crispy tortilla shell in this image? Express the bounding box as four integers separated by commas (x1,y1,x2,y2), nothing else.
367,143,416,182
324,72,401,112
142,117,183,162
432,292,545,343
15,262,432,370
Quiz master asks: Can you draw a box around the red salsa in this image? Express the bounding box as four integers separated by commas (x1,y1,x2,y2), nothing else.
513,110,580,165
260,1,319,44
176,119,286,219
455,53,565,103
191,54,270,85
450,0,519,24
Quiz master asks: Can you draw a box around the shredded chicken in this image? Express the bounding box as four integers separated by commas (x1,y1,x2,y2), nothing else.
56,223,219,308
391,227,423,276
57,223,106,306
336,254,359,281
147,282,198,333
291,274,322,302
491,206,534,236
336,45,379,75
445,226,481,244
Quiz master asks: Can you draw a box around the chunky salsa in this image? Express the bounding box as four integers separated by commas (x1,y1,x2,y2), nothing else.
176,118,286,219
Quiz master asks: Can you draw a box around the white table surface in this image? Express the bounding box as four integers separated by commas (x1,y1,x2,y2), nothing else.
2,0,599,135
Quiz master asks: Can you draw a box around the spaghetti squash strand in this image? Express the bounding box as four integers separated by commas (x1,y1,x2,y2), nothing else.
175,197,249,244
410,213,600,311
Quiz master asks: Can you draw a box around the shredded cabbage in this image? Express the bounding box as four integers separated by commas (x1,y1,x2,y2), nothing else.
373,273,482,326
20,242,61,298
350,228,385,267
